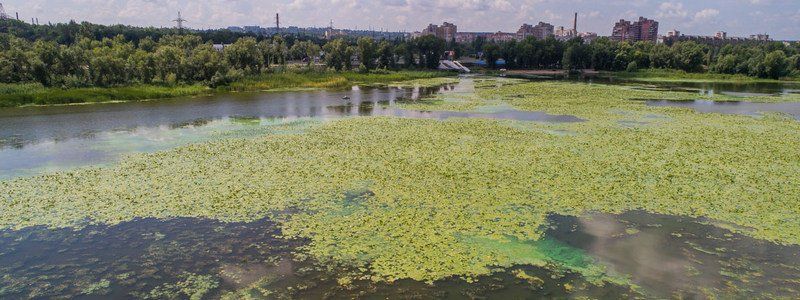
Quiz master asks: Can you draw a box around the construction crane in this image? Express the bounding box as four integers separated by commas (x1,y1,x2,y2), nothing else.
173,11,187,29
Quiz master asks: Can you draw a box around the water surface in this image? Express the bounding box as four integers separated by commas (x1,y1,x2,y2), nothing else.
646,99,800,120
1,211,796,299
0,80,578,179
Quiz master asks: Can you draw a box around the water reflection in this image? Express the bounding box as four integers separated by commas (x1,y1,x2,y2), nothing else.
1,211,796,298
646,99,800,120
0,80,581,179
548,212,800,298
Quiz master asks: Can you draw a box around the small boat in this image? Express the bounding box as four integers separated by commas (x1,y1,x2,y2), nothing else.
342,96,351,100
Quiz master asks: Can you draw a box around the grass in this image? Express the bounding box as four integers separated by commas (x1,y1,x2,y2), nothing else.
0,70,455,107
611,69,800,83
224,70,453,91
0,83,210,107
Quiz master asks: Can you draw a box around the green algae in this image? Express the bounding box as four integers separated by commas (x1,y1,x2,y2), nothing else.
2,79,800,285
138,273,218,300
462,236,634,287
387,77,460,88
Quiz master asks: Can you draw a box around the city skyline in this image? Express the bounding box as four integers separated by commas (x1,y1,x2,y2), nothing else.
2,0,799,40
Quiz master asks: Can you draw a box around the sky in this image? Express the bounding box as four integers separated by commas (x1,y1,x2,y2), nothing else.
2,0,799,40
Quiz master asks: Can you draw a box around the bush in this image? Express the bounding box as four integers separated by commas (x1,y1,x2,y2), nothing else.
626,61,639,72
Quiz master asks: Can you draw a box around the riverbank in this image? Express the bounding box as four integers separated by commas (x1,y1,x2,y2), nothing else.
0,70,454,108
610,69,800,83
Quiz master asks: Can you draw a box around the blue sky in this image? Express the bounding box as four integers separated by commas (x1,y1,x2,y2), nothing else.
3,0,799,40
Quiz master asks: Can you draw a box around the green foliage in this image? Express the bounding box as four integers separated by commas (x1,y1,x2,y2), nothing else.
80,279,111,295
140,273,219,300
356,37,377,71
0,84,208,107
478,37,799,80
415,35,446,69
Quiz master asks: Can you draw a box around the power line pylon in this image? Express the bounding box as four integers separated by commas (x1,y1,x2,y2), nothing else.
173,11,187,29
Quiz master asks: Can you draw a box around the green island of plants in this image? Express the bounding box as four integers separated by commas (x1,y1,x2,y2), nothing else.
2,79,799,285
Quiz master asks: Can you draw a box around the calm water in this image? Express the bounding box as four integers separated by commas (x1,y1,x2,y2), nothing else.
0,79,580,179
646,99,800,120
1,211,797,299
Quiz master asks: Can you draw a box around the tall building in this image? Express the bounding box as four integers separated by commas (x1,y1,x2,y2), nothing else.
750,34,770,41
555,26,577,38
611,19,633,41
422,22,458,41
612,17,658,42
667,29,681,38
517,22,554,40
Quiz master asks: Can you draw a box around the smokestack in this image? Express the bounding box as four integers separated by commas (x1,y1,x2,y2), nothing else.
573,12,577,32
16,12,18,20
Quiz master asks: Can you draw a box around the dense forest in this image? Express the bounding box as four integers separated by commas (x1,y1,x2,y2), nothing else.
1,18,799,90
477,37,800,79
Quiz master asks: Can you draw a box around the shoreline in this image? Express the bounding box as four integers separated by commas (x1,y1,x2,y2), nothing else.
0,70,455,109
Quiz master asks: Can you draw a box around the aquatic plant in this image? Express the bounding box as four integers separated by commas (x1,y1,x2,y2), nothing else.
2,79,799,284
140,273,218,300
387,77,460,88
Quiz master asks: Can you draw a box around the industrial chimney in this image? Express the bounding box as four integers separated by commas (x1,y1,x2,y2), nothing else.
573,12,577,32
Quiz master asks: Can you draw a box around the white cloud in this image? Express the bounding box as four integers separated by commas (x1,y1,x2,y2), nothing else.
658,2,688,19
2,0,798,40
694,8,720,20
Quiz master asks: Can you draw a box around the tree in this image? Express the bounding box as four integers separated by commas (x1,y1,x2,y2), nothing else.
394,42,414,68
356,37,377,70
672,41,706,72
377,40,395,69
590,37,616,71
271,36,289,66
415,35,445,69
323,39,347,71
344,46,356,70
562,38,587,70
500,40,518,68
224,37,261,73
763,50,789,79
290,40,321,66
482,43,501,69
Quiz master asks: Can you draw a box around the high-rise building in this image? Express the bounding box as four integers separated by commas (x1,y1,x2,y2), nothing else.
611,19,632,41
517,22,554,40
749,34,770,41
612,17,658,42
422,22,458,41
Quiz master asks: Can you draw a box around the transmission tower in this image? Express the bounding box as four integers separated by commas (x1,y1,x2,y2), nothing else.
0,3,9,20
172,11,187,29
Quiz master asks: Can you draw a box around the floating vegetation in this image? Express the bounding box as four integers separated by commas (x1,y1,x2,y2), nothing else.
387,77,460,88
2,79,800,287
137,273,219,300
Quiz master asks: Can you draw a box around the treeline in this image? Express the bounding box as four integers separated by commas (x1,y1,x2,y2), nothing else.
2,18,799,88
0,28,449,88
1,18,287,45
480,37,800,79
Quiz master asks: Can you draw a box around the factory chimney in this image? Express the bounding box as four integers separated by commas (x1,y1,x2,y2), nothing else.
573,12,577,32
